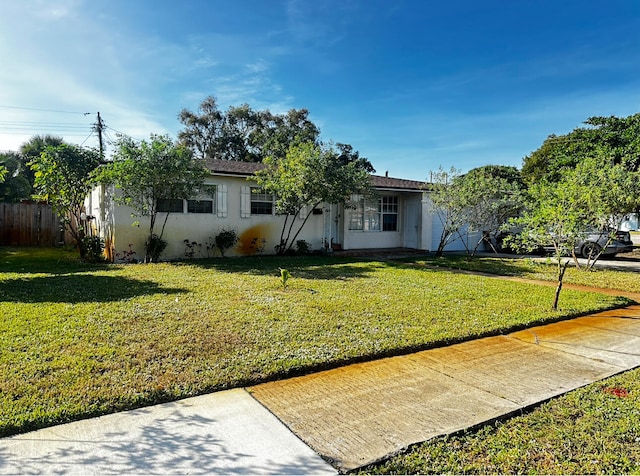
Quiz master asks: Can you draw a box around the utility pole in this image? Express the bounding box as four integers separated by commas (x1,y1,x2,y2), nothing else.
93,112,105,159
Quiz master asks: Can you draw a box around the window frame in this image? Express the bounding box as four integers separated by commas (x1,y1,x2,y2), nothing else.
348,195,399,232
250,187,274,215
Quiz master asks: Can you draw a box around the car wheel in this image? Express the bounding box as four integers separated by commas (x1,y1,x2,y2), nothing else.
581,242,602,259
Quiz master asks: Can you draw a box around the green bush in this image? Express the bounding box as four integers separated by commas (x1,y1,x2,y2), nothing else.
295,240,311,255
144,234,167,262
80,236,105,263
214,229,238,257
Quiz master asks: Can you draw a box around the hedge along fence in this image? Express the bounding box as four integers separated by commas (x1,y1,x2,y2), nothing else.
0,202,74,247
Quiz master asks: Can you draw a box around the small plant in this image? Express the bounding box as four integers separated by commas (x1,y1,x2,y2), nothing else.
295,240,311,255
144,234,167,263
116,244,137,263
249,237,266,255
279,268,291,289
214,229,238,257
80,236,105,263
183,239,201,259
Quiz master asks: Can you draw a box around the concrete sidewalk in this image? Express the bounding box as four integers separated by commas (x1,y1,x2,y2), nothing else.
2,306,640,474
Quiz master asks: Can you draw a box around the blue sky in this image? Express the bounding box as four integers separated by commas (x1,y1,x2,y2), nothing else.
1,0,639,181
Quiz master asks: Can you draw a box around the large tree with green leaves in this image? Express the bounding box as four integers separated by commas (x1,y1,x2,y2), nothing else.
522,113,640,184
456,165,525,256
29,144,102,259
177,96,320,162
99,134,206,262
0,152,32,202
429,165,525,257
255,141,374,254
508,154,640,309
19,134,65,189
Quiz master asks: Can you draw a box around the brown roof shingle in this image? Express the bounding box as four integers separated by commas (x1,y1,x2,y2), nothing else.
204,159,427,191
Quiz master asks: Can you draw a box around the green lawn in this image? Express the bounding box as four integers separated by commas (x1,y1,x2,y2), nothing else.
414,254,640,294
363,368,640,475
0,247,630,437
362,254,640,475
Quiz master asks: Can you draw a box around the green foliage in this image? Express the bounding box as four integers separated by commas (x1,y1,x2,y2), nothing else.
183,239,201,259
279,268,291,289
522,113,640,184
0,248,630,438
365,368,640,475
144,234,167,263
295,240,311,255
29,143,101,259
256,141,374,254
80,236,105,263
428,166,466,256
19,134,64,189
177,96,323,162
0,152,31,202
214,229,238,257
97,134,206,263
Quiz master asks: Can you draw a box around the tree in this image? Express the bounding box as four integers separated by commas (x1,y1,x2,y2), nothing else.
19,134,65,190
522,113,640,184
255,142,373,254
507,155,640,309
177,96,321,162
455,165,525,256
0,152,31,202
29,144,102,259
99,134,206,262
428,167,466,257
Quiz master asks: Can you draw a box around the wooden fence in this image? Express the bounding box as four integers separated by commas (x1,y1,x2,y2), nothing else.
0,202,71,246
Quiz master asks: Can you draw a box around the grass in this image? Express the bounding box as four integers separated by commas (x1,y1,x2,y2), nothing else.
362,369,640,475
0,247,631,437
413,253,640,294
360,253,640,475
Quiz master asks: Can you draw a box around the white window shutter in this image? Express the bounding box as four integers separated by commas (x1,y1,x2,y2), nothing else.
217,184,227,217
240,186,251,218
299,205,308,220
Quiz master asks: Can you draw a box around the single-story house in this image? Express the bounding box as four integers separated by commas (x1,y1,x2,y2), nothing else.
85,159,470,261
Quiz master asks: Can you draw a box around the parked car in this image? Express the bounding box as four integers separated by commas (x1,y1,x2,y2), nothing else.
496,227,634,258
543,228,634,259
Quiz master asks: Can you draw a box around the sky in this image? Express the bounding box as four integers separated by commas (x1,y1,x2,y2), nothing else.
1,0,639,181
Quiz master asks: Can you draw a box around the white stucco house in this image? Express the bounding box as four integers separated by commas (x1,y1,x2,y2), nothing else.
85,159,467,261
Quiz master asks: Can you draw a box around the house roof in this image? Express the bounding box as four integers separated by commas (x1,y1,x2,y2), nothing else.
205,159,427,192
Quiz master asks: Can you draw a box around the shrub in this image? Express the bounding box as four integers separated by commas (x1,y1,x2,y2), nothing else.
144,234,167,263
214,229,238,257
80,236,105,263
295,240,311,255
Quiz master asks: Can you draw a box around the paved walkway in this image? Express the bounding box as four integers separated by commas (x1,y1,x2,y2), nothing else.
1,294,640,473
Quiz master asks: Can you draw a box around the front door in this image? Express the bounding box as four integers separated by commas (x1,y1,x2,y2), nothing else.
403,200,420,249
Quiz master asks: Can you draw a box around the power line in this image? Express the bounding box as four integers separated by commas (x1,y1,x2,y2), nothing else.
0,105,91,115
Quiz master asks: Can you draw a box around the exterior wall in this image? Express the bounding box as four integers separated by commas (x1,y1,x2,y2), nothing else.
90,173,450,261
94,175,327,261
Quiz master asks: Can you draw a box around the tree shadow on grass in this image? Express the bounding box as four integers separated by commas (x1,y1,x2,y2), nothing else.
0,274,185,303
181,254,387,280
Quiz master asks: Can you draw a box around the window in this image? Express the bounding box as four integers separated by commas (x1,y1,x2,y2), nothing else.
157,198,184,213
382,196,398,231
250,187,274,215
187,199,213,214
348,196,398,232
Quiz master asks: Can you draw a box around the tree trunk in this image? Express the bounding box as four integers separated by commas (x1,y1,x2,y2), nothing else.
552,259,570,310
